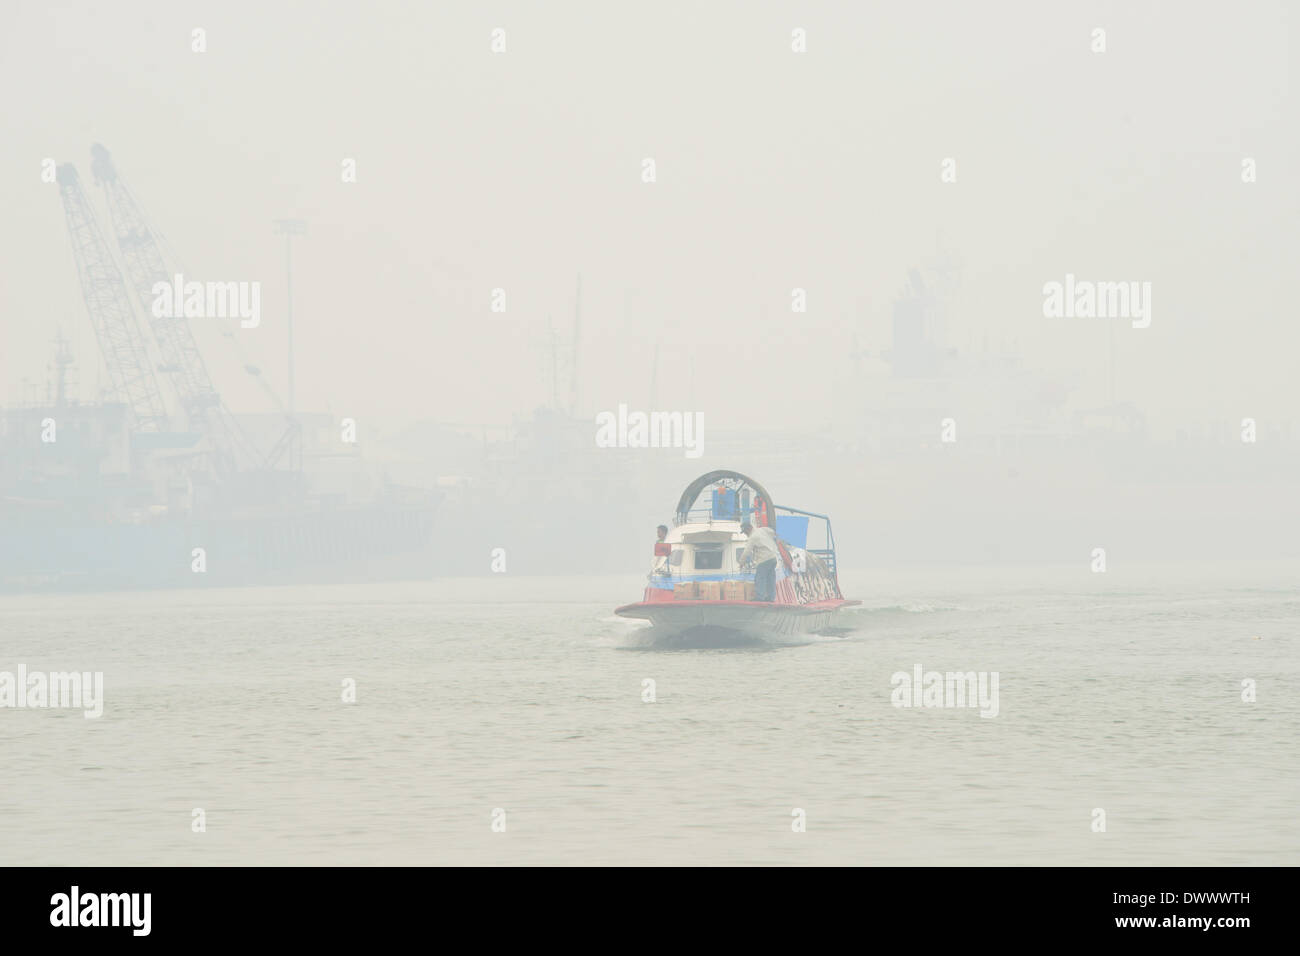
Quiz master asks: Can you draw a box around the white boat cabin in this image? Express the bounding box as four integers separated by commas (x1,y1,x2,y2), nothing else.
659,520,751,577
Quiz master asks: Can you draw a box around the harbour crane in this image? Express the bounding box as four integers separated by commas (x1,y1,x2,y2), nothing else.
55,163,170,432
89,144,259,475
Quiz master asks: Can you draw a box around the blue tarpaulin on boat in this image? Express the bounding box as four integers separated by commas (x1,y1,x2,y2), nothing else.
711,488,737,518
775,515,809,548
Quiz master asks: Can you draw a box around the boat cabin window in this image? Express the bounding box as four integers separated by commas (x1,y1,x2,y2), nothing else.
669,549,684,567
693,544,724,570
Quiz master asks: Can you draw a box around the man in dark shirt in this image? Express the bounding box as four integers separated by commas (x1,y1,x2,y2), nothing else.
653,524,672,573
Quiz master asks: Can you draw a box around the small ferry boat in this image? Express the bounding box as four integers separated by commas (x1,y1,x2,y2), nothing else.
615,470,860,641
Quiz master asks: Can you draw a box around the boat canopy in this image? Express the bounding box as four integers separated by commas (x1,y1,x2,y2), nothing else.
672,470,842,576
674,470,775,527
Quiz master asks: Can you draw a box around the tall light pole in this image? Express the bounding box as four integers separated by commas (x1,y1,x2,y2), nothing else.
273,219,307,417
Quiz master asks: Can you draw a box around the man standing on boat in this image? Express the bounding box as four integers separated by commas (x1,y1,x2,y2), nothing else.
653,524,672,574
739,521,779,602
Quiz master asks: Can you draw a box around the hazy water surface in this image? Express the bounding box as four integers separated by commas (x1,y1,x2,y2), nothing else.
1,565,1296,866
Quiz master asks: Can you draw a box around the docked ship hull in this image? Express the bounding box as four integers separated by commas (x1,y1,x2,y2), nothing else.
0,504,435,593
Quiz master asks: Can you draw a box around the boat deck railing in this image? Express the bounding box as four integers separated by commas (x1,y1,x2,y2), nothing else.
805,548,837,574
675,502,839,575
677,506,742,525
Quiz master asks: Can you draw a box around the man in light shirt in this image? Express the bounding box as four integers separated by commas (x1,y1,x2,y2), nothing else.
739,521,780,601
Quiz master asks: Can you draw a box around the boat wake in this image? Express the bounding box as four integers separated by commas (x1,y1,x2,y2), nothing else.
843,601,965,615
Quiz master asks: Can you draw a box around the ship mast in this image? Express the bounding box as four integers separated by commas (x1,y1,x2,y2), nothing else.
50,330,73,408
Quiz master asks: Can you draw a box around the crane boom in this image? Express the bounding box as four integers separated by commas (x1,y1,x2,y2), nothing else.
90,144,254,473
55,163,170,432
91,145,217,416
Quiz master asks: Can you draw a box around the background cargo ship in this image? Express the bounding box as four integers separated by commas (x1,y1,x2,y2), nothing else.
0,146,436,593
0,391,436,593
368,250,1300,576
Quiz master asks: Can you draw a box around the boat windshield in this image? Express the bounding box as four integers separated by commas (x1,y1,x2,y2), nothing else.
693,544,724,570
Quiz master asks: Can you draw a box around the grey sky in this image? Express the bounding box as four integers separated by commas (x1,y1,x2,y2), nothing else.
3,0,1296,436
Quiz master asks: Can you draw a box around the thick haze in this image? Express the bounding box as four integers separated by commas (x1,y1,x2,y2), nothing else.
5,3,1300,881
3,1,1296,437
